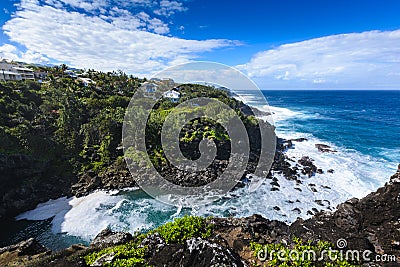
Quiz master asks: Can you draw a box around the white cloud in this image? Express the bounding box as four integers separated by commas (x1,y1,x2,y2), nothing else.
2,0,236,75
54,0,109,12
30,0,175,34
0,44,50,64
238,30,400,89
154,0,187,17
43,0,187,18
0,44,18,58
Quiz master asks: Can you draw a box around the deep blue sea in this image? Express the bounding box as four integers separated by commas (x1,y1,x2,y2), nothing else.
262,90,400,164
2,90,399,250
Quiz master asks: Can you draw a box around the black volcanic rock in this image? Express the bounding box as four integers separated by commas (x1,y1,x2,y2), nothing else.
90,229,133,248
291,138,308,142
298,156,318,177
290,164,400,265
0,238,48,256
149,237,244,267
315,143,337,153
0,154,76,220
0,238,51,267
389,164,400,184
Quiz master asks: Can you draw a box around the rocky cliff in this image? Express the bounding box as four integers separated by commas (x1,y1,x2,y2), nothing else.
1,165,399,267
0,154,76,220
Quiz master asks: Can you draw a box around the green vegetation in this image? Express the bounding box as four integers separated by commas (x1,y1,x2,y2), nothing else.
84,241,149,267
0,67,141,175
84,216,212,266
0,66,257,180
154,215,213,244
250,237,357,267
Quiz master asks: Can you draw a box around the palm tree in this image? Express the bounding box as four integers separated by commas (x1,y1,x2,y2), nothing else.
60,64,68,78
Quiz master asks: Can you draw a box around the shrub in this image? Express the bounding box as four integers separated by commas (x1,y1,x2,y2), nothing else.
84,216,213,266
154,215,213,244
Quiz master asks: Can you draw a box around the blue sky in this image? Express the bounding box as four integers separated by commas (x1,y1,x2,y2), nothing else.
1,0,400,89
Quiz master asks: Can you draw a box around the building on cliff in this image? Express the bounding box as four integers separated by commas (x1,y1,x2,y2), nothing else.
163,89,181,102
0,59,35,81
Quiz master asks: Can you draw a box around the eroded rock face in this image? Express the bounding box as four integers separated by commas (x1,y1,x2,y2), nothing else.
0,238,51,267
90,228,133,248
148,237,244,267
91,252,116,267
0,154,75,220
139,233,166,258
71,160,135,197
0,238,48,256
210,214,290,256
389,164,400,184
290,165,400,264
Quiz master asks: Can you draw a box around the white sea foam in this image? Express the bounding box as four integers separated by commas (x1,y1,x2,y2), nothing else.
264,105,302,123
191,138,392,224
16,197,71,221
378,147,400,164
210,101,396,223
17,191,125,240
16,190,179,241
232,92,258,104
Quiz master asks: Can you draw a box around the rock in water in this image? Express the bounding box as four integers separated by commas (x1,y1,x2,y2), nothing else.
315,143,337,153
291,138,308,142
298,156,318,177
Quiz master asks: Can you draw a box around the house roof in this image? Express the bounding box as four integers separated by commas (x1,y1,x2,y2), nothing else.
163,90,180,98
12,66,34,72
0,70,20,75
78,77,95,83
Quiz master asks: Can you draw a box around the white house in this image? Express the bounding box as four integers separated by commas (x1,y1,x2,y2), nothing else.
64,70,77,78
0,70,21,81
0,59,34,81
77,77,96,86
163,89,180,102
12,66,35,80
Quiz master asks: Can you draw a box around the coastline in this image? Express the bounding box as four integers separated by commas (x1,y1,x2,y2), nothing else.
1,87,399,266
1,131,348,246
2,93,399,249
1,165,399,266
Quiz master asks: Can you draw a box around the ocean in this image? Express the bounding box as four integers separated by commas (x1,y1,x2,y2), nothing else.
1,90,399,251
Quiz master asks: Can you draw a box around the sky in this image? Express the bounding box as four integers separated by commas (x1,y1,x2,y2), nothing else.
1,0,400,89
